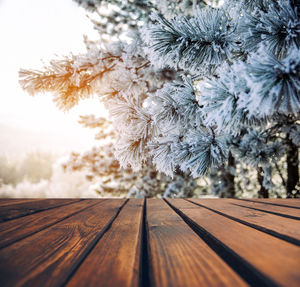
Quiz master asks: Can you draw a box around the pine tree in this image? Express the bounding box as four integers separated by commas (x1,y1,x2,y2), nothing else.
19,0,300,198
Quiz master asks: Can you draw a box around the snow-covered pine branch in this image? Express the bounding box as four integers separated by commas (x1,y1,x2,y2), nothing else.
198,63,260,135
19,50,120,110
238,0,300,57
63,113,198,198
142,7,238,74
147,77,228,177
238,46,300,118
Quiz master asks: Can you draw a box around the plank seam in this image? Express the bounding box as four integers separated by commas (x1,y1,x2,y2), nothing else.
138,199,151,287
61,199,129,287
231,202,300,220
0,199,83,223
0,200,107,250
187,200,300,247
237,199,300,210
165,199,279,287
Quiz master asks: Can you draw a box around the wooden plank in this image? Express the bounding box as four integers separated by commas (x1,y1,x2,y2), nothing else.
189,199,300,245
147,199,248,287
0,199,105,249
0,199,42,207
0,199,126,287
230,199,300,219
0,199,81,222
167,199,300,287
242,199,300,208
66,199,143,287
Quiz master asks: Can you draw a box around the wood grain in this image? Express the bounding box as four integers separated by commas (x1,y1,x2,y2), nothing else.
66,199,143,287
0,198,299,287
167,199,300,287
0,199,126,287
0,199,42,207
147,199,248,287
0,199,104,248
242,198,300,208
0,199,81,222
231,199,300,219
188,198,300,245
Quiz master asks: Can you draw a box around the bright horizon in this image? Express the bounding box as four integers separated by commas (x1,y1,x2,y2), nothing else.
0,0,106,156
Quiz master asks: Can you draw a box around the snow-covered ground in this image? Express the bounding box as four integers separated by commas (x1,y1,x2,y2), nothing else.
0,159,100,198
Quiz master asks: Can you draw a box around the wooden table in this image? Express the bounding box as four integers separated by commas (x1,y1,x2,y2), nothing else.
0,198,299,287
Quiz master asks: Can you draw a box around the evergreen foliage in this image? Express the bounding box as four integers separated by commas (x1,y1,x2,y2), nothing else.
19,0,300,198
143,8,237,74
62,115,197,198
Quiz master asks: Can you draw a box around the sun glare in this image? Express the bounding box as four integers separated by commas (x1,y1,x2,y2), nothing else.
0,0,102,155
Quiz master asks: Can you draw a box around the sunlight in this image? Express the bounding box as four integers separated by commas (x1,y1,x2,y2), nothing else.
0,0,102,154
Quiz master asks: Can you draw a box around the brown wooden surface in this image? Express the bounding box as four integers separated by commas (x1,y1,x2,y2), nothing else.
167,199,300,287
0,199,42,207
231,199,300,219
0,199,103,248
146,199,247,287
242,198,300,208
188,198,300,245
0,199,81,222
0,199,125,287
66,199,143,287
0,198,299,287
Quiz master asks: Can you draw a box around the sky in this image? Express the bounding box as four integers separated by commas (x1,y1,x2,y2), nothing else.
0,0,105,157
